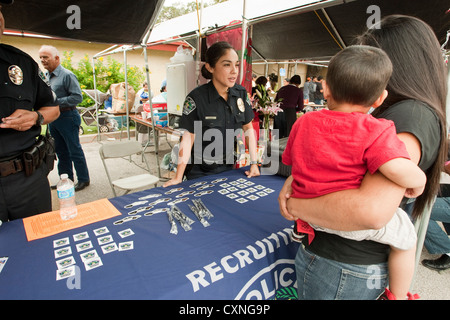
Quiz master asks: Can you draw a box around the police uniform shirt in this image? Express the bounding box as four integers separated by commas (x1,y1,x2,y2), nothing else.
180,81,253,168
0,44,57,158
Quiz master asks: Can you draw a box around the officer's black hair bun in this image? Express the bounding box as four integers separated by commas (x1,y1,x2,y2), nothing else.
201,64,213,80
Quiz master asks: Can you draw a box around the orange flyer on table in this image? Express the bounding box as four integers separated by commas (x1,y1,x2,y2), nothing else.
23,198,122,241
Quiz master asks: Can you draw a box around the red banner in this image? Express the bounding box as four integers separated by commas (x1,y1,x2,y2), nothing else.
206,22,252,94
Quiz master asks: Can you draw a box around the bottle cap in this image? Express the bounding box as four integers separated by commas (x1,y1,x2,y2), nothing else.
61,174,69,179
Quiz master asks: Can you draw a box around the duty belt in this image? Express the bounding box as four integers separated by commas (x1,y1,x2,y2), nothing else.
0,138,46,177
0,156,24,177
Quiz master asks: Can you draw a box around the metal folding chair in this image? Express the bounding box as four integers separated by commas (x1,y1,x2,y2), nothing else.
99,140,159,197
411,195,436,290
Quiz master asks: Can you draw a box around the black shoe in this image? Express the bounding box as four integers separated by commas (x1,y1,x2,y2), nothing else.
422,254,450,271
75,181,90,191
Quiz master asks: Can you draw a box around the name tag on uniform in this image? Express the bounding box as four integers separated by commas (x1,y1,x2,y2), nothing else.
205,116,217,120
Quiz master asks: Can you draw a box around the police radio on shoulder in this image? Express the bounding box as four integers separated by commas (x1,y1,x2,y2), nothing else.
35,111,44,126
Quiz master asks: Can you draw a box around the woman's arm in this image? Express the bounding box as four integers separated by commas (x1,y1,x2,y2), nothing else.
278,132,422,231
163,131,194,187
242,122,260,177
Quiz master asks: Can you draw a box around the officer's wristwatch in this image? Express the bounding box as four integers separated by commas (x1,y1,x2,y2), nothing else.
35,111,44,126
249,161,258,165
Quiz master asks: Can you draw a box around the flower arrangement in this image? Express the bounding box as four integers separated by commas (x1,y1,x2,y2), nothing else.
252,84,283,117
251,84,283,141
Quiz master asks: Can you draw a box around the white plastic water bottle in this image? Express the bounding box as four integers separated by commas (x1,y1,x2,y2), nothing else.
57,174,78,221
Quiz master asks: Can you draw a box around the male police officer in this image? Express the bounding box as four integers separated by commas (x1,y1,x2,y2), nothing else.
0,0,60,222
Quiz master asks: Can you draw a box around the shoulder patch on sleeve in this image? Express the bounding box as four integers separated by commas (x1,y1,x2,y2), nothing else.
38,69,51,86
246,95,252,107
183,96,196,115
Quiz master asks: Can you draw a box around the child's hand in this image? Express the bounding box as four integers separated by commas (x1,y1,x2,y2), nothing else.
404,185,425,198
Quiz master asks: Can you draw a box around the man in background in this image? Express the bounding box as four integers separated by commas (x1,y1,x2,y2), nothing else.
39,45,90,191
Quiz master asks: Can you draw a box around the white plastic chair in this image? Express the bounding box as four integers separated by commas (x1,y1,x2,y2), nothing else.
409,195,436,293
99,140,159,197
413,196,436,269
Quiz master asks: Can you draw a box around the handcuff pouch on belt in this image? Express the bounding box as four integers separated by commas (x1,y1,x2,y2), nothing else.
38,128,56,174
22,131,55,176
23,144,40,176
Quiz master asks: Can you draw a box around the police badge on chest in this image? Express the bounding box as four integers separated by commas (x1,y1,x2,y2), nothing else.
8,65,24,85
237,98,245,112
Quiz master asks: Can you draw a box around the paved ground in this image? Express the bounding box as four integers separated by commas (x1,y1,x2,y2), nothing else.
48,131,450,300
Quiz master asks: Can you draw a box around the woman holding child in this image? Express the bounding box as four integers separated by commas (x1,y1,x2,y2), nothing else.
278,15,448,300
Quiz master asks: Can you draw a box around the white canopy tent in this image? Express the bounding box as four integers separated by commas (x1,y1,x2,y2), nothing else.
148,0,449,63
148,0,349,77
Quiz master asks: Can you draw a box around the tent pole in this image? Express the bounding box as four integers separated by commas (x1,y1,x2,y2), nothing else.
196,34,201,86
196,0,204,86
123,49,130,140
239,0,248,84
143,45,161,178
321,8,346,49
94,45,118,59
92,57,101,142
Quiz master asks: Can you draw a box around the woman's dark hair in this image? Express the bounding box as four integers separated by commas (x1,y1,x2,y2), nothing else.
358,15,448,219
255,76,268,87
201,41,235,80
289,75,302,86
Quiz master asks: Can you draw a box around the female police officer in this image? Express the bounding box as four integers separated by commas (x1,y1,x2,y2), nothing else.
164,41,260,186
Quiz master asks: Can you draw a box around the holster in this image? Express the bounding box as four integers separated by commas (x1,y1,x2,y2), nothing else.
36,133,56,175
22,146,39,176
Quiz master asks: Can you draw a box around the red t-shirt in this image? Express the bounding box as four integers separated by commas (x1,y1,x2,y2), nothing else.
282,109,410,199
